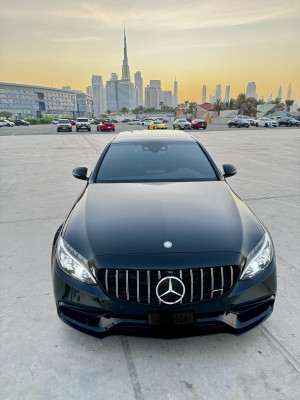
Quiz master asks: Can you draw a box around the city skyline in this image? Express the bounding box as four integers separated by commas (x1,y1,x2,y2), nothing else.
0,0,299,103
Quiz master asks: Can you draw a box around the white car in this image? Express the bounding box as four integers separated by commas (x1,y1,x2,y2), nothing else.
139,119,154,126
128,119,141,125
256,117,278,127
51,119,59,124
173,119,191,130
0,119,14,127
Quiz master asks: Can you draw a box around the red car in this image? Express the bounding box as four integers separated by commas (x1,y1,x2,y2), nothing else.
70,120,76,125
97,122,115,132
191,119,207,130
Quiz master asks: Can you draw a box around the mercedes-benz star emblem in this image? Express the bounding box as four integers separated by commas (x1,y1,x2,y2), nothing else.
163,241,172,248
156,276,185,305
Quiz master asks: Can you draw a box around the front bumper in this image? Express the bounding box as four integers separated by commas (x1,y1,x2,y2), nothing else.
52,257,276,337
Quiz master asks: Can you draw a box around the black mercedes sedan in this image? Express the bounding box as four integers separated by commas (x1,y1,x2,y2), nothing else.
51,131,276,336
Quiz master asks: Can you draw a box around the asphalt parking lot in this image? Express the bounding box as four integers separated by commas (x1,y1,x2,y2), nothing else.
3,121,299,136
0,126,299,400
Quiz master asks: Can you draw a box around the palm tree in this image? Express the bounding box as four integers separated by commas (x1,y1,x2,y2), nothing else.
285,100,294,112
213,99,224,115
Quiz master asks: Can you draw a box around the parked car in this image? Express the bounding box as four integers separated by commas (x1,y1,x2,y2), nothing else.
191,119,207,130
256,118,278,127
70,120,76,125
235,115,256,126
51,130,276,336
122,118,131,123
278,117,300,127
76,118,91,132
228,119,250,128
0,119,14,127
139,119,154,126
148,121,167,130
128,119,140,125
97,122,115,132
173,119,191,130
57,119,72,132
0,121,6,127
51,119,59,124
14,119,30,126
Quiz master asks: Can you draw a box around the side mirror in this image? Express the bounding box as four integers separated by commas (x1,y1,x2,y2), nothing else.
223,164,237,178
72,167,88,181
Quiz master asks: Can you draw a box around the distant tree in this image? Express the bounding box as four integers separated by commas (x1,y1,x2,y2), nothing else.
0,111,12,118
107,109,112,115
298,107,300,112
120,107,129,114
271,97,281,106
213,99,224,115
276,102,285,111
285,100,294,112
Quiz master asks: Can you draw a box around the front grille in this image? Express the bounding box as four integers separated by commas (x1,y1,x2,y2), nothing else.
97,266,240,305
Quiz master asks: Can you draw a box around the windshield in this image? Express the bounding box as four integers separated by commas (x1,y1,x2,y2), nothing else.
179,119,187,122
77,118,88,122
96,141,217,182
58,119,69,124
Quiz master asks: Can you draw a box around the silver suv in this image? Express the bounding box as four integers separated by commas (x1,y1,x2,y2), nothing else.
173,119,191,130
76,118,91,132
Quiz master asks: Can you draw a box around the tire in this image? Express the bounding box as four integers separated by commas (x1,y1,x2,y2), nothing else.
113,129,115,132
256,123,258,127
57,129,59,132
88,128,91,132
246,126,249,128
203,127,206,130
76,128,79,132
228,124,231,128
264,123,268,127
173,125,176,129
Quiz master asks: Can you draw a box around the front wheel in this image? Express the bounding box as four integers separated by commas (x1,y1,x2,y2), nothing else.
228,124,231,128
88,128,91,131
265,123,268,127
256,123,258,127
246,126,249,128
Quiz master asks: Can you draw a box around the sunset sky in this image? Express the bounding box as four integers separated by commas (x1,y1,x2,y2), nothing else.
0,0,299,103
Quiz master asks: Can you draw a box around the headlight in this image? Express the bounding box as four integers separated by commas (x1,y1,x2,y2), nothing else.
56,237,96,284
240,233,274,280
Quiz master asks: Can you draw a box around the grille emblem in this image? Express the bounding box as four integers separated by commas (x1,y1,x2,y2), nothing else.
163,241,172,248
156,276,185,305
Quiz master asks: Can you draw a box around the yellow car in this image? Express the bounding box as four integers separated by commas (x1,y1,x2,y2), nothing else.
148,121,167,130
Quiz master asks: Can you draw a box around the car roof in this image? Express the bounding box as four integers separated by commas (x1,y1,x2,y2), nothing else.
112,130,196,143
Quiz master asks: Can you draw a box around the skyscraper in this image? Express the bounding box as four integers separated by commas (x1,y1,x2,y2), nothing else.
210,94,215,104
246,82,257,99
202,85,206,103
92,75,105,116
110,73,118,81
86,85,92,97
145,80,162,109
173,78,178,108
162,91,173,108
134,71,143,107
278,85,282,100
215,84,221,101
121,26,130,81
287,83,292,100
225,85,230,102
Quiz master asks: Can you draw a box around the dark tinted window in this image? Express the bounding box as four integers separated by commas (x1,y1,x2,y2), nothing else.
96,141,217,182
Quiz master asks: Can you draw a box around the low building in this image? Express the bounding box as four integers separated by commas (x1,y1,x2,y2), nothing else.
76,92,93,117
0,82,77,118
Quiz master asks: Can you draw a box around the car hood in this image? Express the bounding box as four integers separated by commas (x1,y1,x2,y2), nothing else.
64,181,264,259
